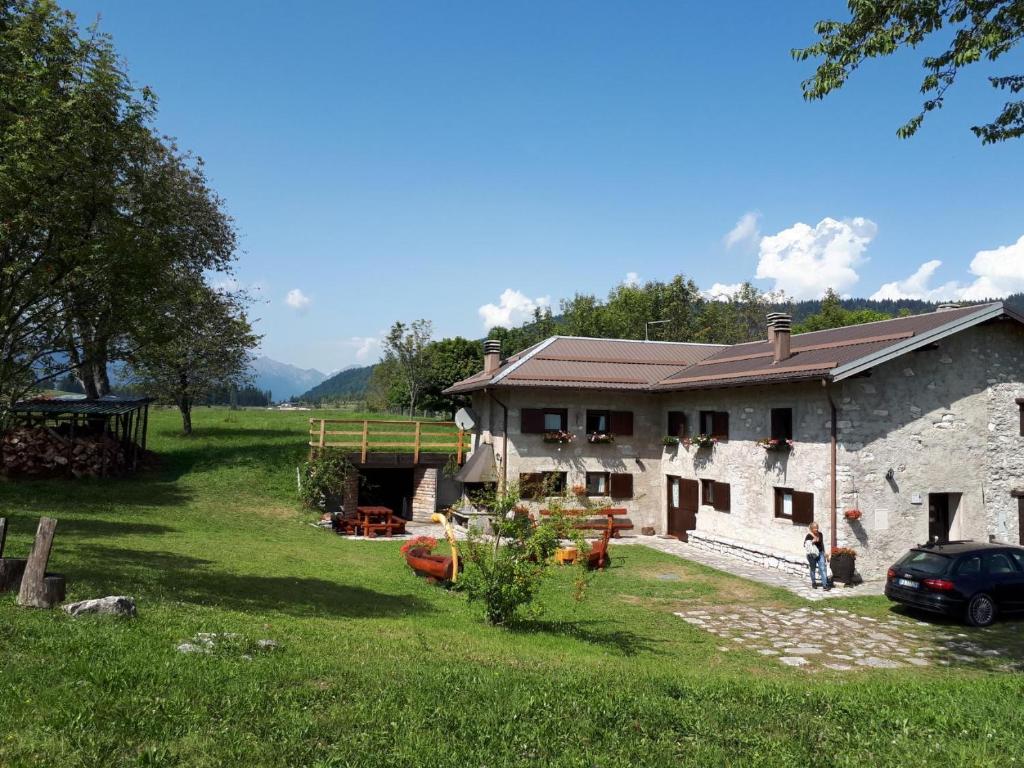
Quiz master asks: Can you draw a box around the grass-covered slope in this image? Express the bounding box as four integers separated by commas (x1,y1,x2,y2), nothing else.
0,408,1021,767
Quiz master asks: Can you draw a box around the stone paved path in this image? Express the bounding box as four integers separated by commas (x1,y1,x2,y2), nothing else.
616,535,885,601
674,605,1020,672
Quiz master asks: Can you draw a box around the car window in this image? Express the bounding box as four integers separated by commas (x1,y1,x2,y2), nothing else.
898,551,951,575
1010,551,1024,571
955,556,982,576
983,552,1016,575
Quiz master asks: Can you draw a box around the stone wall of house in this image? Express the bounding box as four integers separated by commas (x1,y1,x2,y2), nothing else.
472,388,665,529
836,320,1024,576
464,320,1024,580
661,380,834,557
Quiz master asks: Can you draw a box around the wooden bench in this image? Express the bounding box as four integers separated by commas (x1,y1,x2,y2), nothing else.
540,508,633,569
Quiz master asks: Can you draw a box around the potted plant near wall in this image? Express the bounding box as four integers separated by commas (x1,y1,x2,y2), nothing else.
830,546,857,585
587,432,614,444
756,437,794,453
662,436,681,447
844,508,862,521
683,434,717,450
543,430,574,444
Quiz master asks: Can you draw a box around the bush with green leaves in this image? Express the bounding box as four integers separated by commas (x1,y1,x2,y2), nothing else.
459,484,590,626
298,452,353,510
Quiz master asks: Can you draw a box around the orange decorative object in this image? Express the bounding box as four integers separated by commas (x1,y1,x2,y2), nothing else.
844,509,863,521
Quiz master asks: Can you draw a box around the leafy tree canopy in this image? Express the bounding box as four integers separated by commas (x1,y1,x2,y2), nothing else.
792,289,894,333
794,0,1024,143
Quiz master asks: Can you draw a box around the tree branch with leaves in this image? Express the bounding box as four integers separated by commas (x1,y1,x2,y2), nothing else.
794,0,1024,143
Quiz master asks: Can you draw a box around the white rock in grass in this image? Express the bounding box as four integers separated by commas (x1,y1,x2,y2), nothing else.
176,642,208,654
63,596,137,618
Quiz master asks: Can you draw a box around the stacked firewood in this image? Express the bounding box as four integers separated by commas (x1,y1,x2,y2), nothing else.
0,426,126,477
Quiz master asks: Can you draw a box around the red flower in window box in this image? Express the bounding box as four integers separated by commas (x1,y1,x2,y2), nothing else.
843,509,863,521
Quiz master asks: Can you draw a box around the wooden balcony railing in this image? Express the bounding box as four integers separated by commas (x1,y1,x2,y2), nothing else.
309,419,465,464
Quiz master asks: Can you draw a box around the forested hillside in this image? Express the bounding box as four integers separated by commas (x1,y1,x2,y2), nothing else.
297,365,375,403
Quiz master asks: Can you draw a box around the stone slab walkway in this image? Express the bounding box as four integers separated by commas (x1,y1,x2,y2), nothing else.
674,604,1021,672
615,535,885,601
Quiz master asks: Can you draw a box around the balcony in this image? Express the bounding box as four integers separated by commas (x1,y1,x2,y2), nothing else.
309,419,466,465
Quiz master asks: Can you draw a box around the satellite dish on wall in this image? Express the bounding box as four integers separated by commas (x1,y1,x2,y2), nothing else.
454,407,477,431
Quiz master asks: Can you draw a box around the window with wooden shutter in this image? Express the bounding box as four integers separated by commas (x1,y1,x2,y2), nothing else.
609,473,633,498
775,487,813,524
585,471,609,496
521,409,545,434
667,411,687,438
586,410,610,434
522,408,567,433
700,479,714,506
714,481,731,512
610,411,633,436
699,410,729,439
520,471,566,499
770,408,793,441
701,480,731,512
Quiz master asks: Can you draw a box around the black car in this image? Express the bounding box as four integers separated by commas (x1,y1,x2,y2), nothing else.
884,541,1024,627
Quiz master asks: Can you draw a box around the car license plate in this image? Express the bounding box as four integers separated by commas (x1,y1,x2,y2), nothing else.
897,578,918,589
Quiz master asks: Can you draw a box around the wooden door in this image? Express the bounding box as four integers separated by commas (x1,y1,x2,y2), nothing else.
667,476,699,541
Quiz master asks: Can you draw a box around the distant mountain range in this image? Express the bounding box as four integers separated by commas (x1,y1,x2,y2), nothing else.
297,364,375,403
250,356,328,401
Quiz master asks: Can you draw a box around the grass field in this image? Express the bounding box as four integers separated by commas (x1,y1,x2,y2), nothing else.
1,407,1023,767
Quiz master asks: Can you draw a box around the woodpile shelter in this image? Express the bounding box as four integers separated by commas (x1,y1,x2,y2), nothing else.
2,396,153,478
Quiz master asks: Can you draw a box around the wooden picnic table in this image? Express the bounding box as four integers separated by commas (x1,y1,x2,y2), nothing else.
352,506,406,538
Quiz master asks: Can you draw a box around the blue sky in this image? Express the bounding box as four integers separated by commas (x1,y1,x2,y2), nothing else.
64,1,1023,370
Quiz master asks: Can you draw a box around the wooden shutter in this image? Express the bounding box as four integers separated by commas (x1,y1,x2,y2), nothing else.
682,478,699,511
667,411,687,437
521,409,545,434
792,490,814,525
714,482,731,512
609,473,633,498
610,411,633,436
711,411,729,439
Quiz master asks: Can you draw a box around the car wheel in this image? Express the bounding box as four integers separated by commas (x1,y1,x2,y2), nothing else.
966,593,997,627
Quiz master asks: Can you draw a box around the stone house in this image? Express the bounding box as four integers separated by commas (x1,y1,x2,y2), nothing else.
444,302,1024,579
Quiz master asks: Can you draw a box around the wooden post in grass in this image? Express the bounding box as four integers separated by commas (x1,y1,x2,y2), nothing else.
17,517,65,609
0,517,27,593
0,517,6,558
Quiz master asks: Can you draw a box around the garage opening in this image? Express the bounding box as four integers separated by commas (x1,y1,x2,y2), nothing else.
359,468,415,520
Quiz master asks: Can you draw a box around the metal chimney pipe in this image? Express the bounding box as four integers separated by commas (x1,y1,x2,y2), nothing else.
766,312,787,344
483,340,502,374
772,314,792,363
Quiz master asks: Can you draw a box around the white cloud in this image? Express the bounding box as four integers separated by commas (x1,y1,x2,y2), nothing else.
623,272,641,287
960,234,1024,299
870,260,961,301
724,211,761,249
755,216,877,300
285,288,312,312
702,282,745,301
478,288,551,330
872,235,1024,302
346,336,382,363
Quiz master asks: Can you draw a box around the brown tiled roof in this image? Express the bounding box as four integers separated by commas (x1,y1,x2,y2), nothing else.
443,302,1019,395
654,302,1002,390
443,337,724,394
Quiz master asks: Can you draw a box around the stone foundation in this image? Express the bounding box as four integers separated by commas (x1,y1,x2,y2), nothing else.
686,531,809,577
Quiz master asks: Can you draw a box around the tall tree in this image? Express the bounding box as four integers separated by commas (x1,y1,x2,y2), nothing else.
126,279,259,435
793,288,893,333
794,1,1024,143
381,319,433,416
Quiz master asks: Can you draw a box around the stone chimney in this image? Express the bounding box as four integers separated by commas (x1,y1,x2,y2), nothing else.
766,312,787,344
483,339,502,374
772,314,792,363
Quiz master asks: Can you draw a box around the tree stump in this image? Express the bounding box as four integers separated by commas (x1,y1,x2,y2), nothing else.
0,558,27,593
17,517,60,609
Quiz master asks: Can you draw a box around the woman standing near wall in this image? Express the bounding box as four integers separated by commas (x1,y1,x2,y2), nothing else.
805,522,831,590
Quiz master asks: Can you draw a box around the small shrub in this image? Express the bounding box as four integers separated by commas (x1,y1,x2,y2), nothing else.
298,452,354,510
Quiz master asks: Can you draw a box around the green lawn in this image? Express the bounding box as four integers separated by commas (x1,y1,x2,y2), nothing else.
1,407,1023,767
